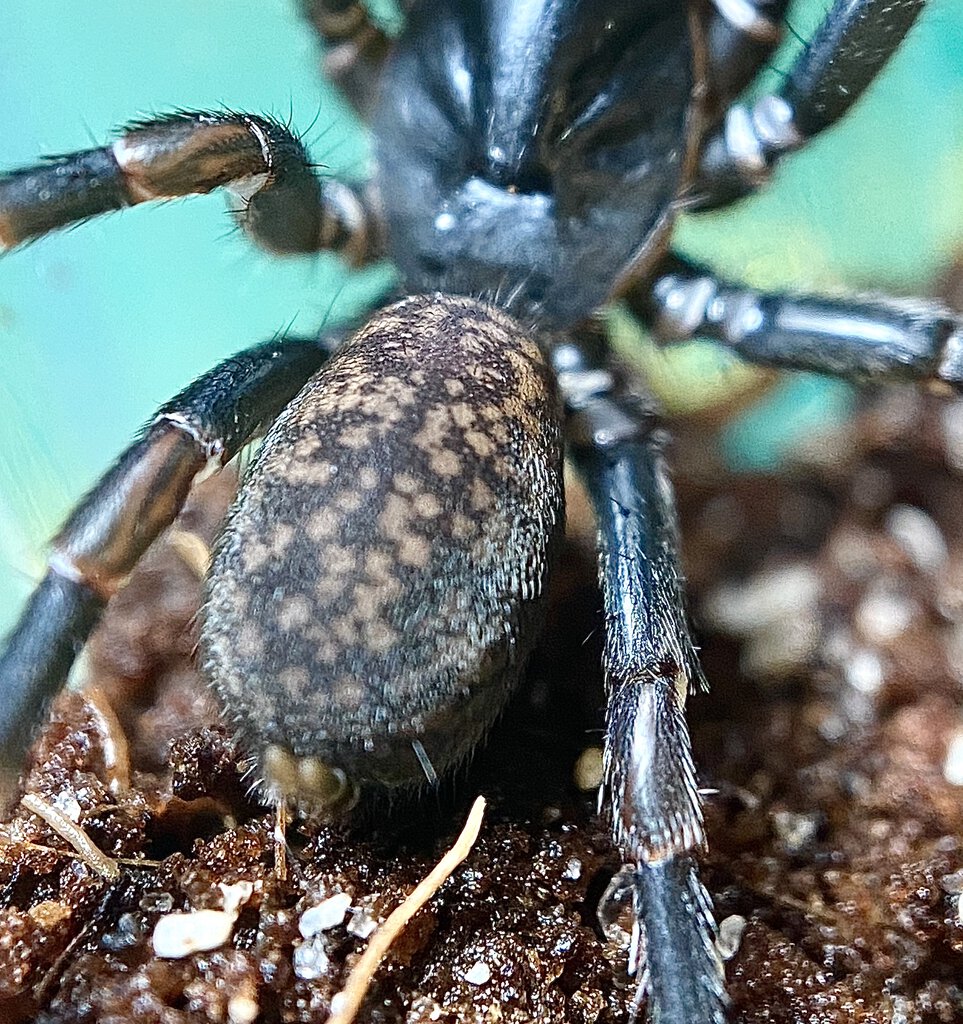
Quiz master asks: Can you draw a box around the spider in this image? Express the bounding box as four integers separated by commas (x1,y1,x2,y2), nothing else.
0,1,961,1021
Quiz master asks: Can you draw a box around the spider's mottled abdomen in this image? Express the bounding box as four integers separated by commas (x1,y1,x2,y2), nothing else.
202,294,564,812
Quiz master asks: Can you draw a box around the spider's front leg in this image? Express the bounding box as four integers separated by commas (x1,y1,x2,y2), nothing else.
553,332,725,1024
0,334,337,806
0,110,378,261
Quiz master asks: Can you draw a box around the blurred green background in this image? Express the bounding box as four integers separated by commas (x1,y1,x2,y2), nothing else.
0,0,962,637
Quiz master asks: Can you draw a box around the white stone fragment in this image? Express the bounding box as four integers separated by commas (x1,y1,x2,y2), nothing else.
856,582,918,643
220,880,255,916
151,879,253,959
844,648,884,694
941,398,963,474
463,960,492,985
886,504,948,573
705,564,821,635
152,909,238,958
941,868,963,894
299,891,352,938
716,915,747,961
347,907,378,939
52,791,82,823
227,992,260,1024
293,935,331,980
772,811,819,854
562,858,582,881
573,746,603,791
944,729,963,786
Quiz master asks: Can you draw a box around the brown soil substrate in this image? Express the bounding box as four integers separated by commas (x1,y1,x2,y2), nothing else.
2,385,963,1023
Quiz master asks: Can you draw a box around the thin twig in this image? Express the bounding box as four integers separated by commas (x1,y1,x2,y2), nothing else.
20,793,120,879
167,527,212,579
80,685,131,796
327,795,487,1024
0,834,160,870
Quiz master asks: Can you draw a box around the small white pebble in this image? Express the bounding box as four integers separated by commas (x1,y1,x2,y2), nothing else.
945,729,963,786
227,992,259,1024
52,792,82,823
151,880,252,959
293,935,331,980
562,857,582,881
463,960,492,985
219,881,254,916
742,615,819,679
152,909,238,958
844,648,884,695
573,746,603,791
941,869,963,894
705,564,821,635
941,399,963,474
856,582,917,643
299,891,352,938
716,915,747,961
347,907,378,939
885,504,947,574
772,810,820,854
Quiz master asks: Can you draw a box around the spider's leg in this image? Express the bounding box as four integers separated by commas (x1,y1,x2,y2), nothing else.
630,253,963,389
699,0,790,119
690,0,927,209
299,0,393,116
553,332,725,1024
0,332,339,807
0,111,379,262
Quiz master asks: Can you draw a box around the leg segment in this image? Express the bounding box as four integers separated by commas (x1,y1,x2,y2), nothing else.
690,0,927,209
700,0,790,121
0,333,338,806
553,332,725,1024
299,1,393,116
0,111,379,262
631,254,963,388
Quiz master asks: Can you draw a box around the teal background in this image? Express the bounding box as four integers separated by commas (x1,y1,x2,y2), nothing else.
1,0,962,636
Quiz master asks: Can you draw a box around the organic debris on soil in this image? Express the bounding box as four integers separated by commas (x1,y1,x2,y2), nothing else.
3,383,963,1023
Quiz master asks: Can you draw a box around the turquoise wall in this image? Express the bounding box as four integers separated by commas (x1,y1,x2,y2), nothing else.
1,1,962,635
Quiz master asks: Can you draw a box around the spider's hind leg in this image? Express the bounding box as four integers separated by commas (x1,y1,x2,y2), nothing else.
553,331,725,1024
0,333,337,807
